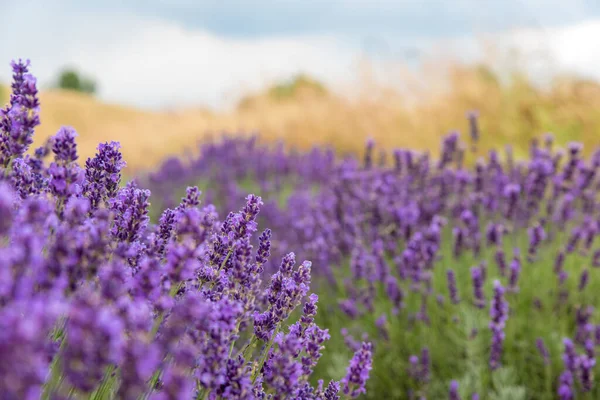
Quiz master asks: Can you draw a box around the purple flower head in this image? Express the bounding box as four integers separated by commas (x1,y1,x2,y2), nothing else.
579,353,595,392
342,342,373,398
178,186,201,209
558,371,574,400
83,141,126,209
508,250,521,293
408,355,419,379
527,222,546,261
447,269,460,304
489,280,508,370
420,347,431,383
52,126,78,164
109,181,151,244
562,338,579,373
471,266,485,309
0,59,40,165
323,380,341,400
375,314,389,340
254,254,311,341
449,380,461,400
255,228,272,267
503,183,521,219
579,269,589,291
467,110,480,142
536,338,550,365
495,249,507,277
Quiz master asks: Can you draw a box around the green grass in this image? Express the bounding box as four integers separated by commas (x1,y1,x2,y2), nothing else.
146,174,598,399
311,225,597,399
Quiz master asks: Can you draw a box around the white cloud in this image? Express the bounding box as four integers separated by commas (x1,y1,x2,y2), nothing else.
0,6,357,109
2,2,600,110
508,20,600,80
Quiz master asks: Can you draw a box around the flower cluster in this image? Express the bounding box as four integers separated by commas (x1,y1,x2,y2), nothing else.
145,106,600,397
0,60,371,399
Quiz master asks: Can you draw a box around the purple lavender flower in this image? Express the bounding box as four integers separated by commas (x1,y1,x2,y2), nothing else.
527,221,546,261
110,181,150,249
579,353,595,392
342,342,373,398
579,269,589,291
495,249,507,277
489,280,508,370
508,250,521,293
262,330,304,399
562,338,579,373
420,347,431,383
323,380,341,400
447,269,460,304
449,380,461,400
558,371,574,400
471,266,485,309
408,355,420,380
254,253,311,341
375,314,389,341
536,338,550,365
83,141,126,209
0,60,40,167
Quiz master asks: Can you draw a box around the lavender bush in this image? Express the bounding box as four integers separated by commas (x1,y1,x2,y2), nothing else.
0,61,372,399
146,97,600,398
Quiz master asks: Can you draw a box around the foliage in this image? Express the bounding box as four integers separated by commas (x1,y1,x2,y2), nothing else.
57,68,97,94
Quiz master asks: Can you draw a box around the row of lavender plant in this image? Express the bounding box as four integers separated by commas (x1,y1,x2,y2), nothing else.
147,98,600,398
0,60,374,399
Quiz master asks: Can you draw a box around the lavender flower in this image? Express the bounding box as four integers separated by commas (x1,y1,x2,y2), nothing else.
83,141,126,209
0,59,40,166
449,380,461,400
579,269,589,291
447,269,460,304
471,266,485,309
508,250,521,293
342,342,373,398
558,371,574,400
489,280,508,370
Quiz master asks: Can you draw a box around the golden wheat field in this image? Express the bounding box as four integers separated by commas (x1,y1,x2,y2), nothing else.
2,62,600,172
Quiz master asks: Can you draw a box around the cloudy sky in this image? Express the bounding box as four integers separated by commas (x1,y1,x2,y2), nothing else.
2,0,600,109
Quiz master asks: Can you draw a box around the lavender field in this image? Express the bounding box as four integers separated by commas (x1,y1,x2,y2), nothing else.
3,59,600,400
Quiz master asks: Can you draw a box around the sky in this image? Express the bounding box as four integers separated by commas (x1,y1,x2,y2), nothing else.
2,0,600,109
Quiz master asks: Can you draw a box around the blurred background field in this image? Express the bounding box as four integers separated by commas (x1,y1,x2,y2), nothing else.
2,57,600,172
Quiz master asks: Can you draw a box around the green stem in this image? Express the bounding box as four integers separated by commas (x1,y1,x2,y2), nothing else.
198,388,210,400
228,323,242,358
144,281,184,399
91,365,115,400
208,249,234,290
42,333,68,400
251,327,279,383
239,337,258,359
544,363,552,399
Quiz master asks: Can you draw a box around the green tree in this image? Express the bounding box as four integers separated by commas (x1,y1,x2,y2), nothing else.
57,69,97,95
